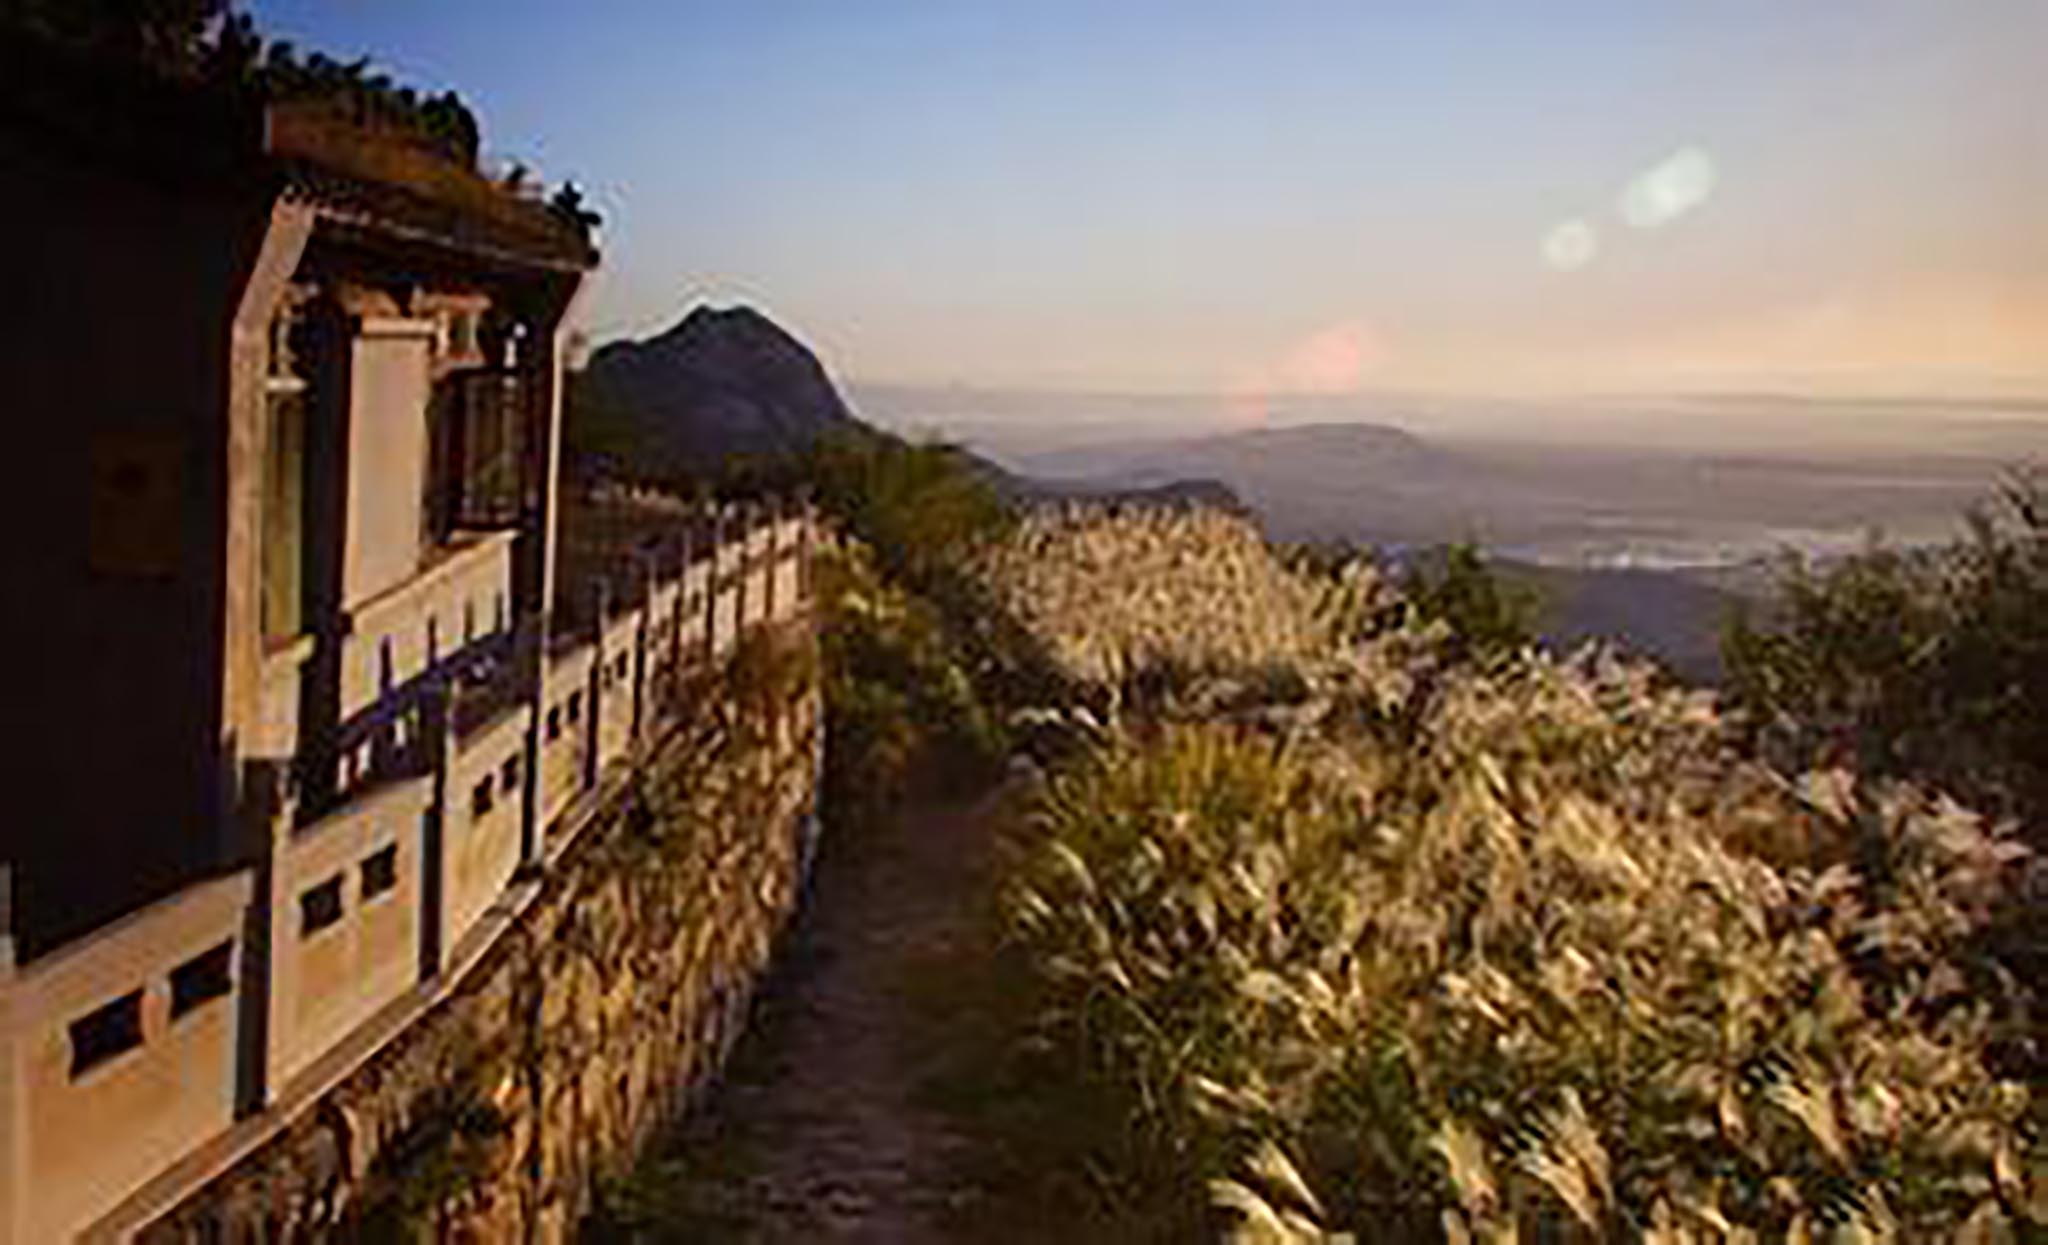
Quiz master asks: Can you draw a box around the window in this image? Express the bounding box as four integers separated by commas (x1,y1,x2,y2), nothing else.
615,654,630,680
546,706,562,740
472,777,494,820
69,990,145,1076
301,876,344,937
500,753,521,793
567,691,583,723
361,845,399,901
170,942,234,1020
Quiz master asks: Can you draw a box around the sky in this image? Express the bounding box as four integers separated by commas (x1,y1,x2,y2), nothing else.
247,1,2047,399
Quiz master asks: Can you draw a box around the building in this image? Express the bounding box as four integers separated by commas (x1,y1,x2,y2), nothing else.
0,39,811,1242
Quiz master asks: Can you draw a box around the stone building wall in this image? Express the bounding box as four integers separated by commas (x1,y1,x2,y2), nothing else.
139,627,823,1243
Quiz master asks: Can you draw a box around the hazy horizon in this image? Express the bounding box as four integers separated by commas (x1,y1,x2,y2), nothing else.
247,1,2046,404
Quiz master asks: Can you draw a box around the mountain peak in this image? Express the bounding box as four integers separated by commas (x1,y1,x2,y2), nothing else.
576,303,857,477
655,303,793,347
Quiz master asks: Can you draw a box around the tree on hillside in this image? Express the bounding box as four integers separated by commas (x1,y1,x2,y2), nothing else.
805,432,1011,587
1401,541,1540,666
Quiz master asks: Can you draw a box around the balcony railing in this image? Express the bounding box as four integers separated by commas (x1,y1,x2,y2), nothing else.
340,528,516,725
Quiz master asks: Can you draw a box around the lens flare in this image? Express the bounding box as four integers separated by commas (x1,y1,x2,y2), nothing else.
1541,218,1599,272
1277,320,1384,393
1619,146,1717,230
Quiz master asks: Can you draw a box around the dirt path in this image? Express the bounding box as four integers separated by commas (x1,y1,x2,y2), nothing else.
622,787,1009,1242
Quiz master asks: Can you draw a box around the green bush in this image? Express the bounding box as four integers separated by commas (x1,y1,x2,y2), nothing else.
814,538,1006,819
805,432,1013,590
1402,542,1542,668
1725,478,2048,843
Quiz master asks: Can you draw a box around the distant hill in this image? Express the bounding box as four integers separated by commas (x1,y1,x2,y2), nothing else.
1013,417,2013,565
1020,420,1494,545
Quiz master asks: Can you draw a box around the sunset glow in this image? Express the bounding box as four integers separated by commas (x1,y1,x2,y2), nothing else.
248,0,2048,399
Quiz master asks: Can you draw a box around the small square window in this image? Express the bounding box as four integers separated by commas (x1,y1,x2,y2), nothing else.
500,753,521,793
567,692,583,723
69,990,145,1077
170,941,235,1020
546,706,562,740
472,777,494,820
301,876,344,937
361,844,399,901
615,655,629,679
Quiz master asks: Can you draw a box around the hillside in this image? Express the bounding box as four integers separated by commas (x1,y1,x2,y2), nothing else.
1021,421,1461,544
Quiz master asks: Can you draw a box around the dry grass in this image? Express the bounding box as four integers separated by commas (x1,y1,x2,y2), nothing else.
983,505,2042,1241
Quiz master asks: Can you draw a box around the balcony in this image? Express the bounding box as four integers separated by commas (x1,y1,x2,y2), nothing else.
291,529,516,814
339,528,516,725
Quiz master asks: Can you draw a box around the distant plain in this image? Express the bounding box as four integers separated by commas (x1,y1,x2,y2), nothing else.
856,385,2048,680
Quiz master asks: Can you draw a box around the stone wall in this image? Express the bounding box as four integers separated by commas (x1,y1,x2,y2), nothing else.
139,626,822,1242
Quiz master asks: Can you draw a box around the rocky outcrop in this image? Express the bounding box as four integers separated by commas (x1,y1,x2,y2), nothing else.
575,305,867,479
142,630,823,1243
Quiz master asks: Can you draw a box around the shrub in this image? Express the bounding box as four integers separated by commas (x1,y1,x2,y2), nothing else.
814,538,1005,819
1725,478,2048,845
1402,542,1542,668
